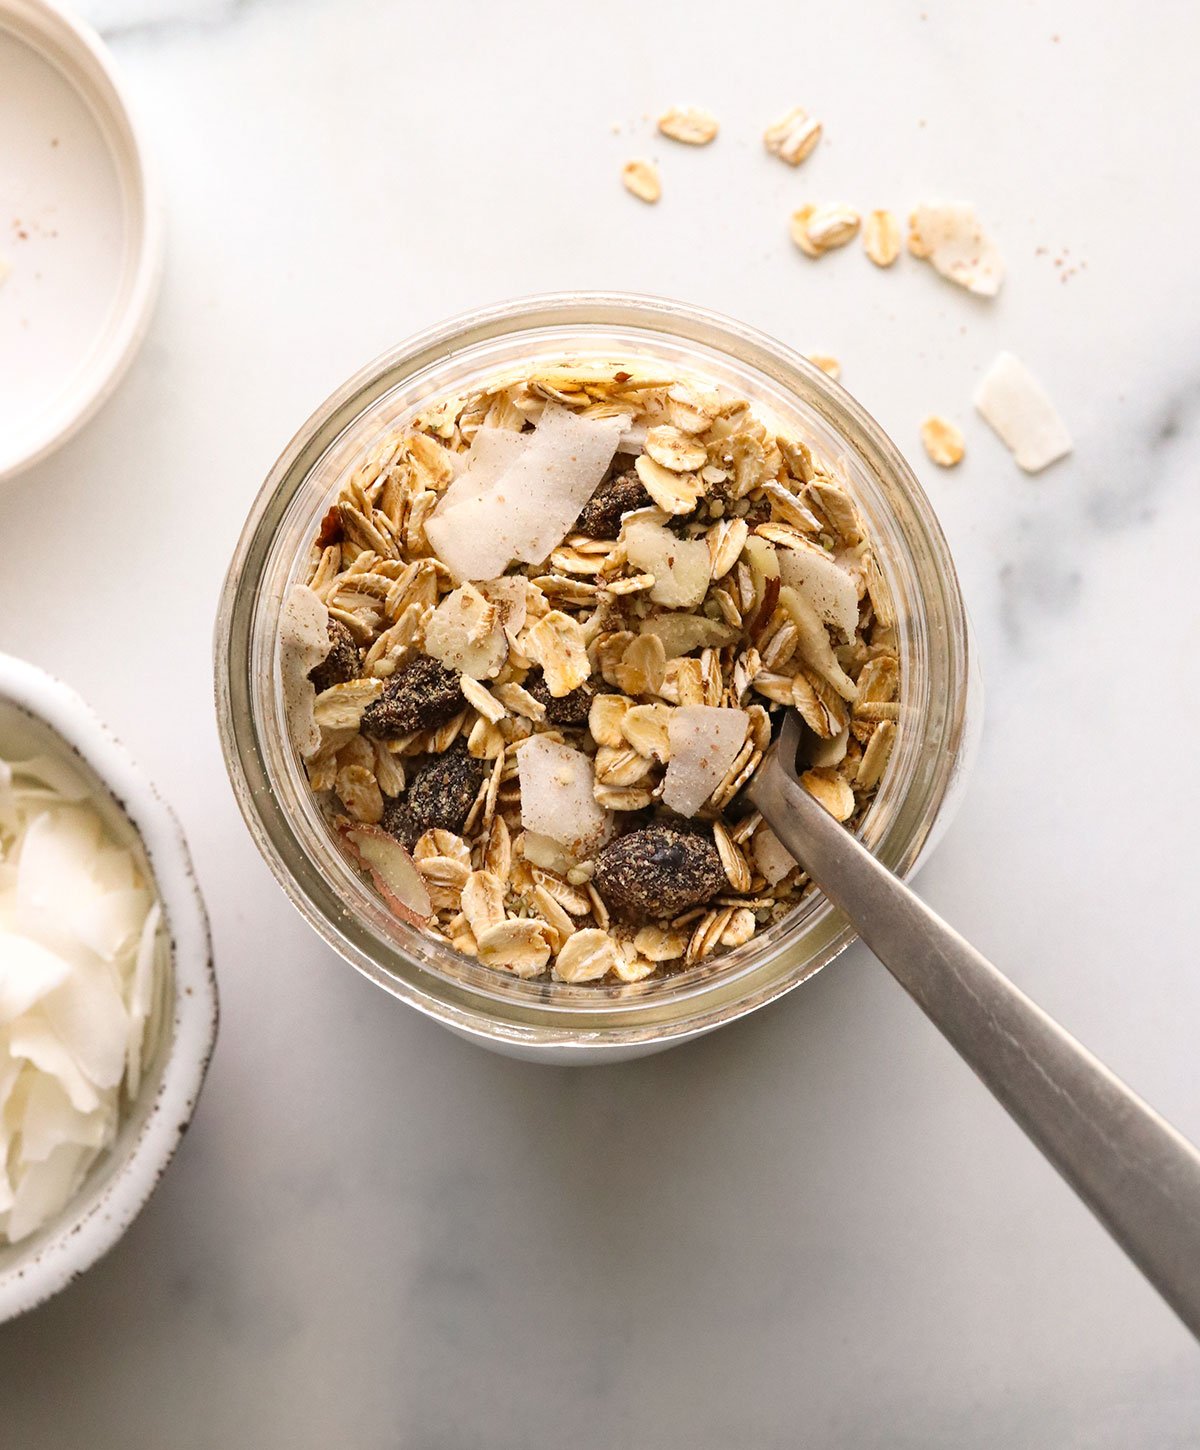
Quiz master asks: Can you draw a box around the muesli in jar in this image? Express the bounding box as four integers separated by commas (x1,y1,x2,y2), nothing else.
279,362,899,984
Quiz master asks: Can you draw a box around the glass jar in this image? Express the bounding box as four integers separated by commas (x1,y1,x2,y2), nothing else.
215,294,980,1063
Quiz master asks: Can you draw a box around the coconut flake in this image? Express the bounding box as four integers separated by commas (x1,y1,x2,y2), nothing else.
623,521,711,608
753,826,799,886
280,583,330,760
662,706,750,817
778,586,858,701
517,736,609,859
4,1142,91,1244
908,201,1005,297
426,404,628,580
639,613,738,657
424,582,508,680
973,351,1073,473
0,934,72,1023
0,746,163,1243
776,540,860,640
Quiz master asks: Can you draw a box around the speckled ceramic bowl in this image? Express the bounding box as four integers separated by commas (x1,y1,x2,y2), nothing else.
0,653,215,1323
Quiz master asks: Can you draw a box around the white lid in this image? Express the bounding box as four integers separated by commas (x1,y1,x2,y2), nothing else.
0,0,162,481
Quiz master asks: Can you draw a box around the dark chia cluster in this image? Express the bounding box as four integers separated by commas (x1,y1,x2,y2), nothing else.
574,463,651,539
307,618,362,694
381,745,486,849
360,656,465,738
526,669,598,727
593,822,726,920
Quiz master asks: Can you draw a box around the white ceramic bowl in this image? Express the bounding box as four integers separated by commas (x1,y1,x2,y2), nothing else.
0,654,215,1322
0,0,163,481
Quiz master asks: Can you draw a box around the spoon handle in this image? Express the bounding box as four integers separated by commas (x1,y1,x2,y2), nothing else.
749,740,1200,1340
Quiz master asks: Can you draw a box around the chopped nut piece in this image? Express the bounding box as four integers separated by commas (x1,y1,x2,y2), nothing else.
790,204,861,258
920,415,966,468
622,158,662,203
657,105,719,145
763,106,822,165
863,210,901,267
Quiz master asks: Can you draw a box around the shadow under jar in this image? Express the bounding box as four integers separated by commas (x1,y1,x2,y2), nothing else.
215,293,979,1063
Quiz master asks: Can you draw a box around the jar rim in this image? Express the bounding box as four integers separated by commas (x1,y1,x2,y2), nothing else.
214,291,972,1052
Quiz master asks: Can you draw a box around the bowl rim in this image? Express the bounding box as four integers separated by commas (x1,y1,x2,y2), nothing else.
0,652,216,1323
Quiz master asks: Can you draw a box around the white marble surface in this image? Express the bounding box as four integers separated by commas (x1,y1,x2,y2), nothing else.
3,0,1199,1443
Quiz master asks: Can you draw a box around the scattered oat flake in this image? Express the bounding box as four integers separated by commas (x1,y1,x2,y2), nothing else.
919,415,966,468
657,106,718,145
807,354,841,380
622,159,662,204
763,107,822,166
907,201,1004,297
790,204,861,258
863,210,901,268
973,352,1072,473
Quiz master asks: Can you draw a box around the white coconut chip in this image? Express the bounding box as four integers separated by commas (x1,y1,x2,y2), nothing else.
662,706,750,817
517,735,610,859
775,539,860,640
426,404,628,581
973,351,1073,473
424,582,508,680
0,751,163,1243
909,201,1005,297
753,826,799,886
280,583,331,760
4,1141,91,1245
623,521,711,609
639,613,738,657
0,934,71,1023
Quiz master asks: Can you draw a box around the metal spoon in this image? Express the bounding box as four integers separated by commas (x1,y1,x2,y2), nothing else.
747,711,1200,1339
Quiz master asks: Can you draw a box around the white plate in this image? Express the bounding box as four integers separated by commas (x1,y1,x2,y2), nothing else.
0,0,162,481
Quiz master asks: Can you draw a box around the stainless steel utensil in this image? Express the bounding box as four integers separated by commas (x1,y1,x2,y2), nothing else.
748,711,1200,1339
